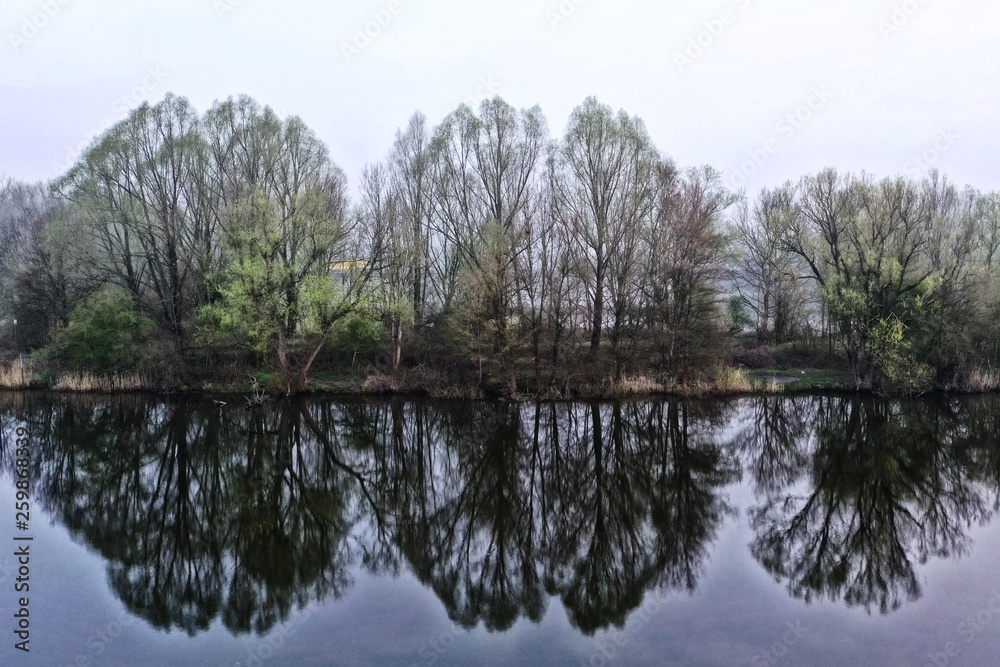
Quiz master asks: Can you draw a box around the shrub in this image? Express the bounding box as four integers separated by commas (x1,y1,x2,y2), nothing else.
332,311,385,367
46,289,155,374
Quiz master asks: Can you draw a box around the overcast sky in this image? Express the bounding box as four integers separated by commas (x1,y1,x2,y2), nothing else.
2,0,998,197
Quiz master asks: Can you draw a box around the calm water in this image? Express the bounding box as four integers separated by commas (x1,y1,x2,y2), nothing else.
2,392,1000,666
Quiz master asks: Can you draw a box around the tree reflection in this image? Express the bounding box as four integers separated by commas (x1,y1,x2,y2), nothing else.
0,394,364,636
747,395,990,614
2,391,995,638
542,401,738,633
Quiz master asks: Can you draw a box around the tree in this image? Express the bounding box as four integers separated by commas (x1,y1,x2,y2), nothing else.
784,170,938,390
429,97,547,360
555,97,659,355
645,166,736,380
57,94,204,355
732,184,806,343
203,172,373,393
358,163,411,370
389,112,433,327
0,180,98,351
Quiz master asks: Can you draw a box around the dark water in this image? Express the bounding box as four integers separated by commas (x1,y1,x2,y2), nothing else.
2,392,1000,666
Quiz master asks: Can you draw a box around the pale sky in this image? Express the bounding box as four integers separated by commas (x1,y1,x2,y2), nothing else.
2,0,998,197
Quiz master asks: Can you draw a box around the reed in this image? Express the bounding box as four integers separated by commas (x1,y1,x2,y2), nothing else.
713,366,754,394
51,371,148,392
608,375,667,398
0,359,40,389
956,367,1000,393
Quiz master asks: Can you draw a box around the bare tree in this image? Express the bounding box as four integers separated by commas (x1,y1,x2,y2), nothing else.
429,97,547,356
390,112,434,326
555,96,659,355
732,183,806,343
645,166,736,380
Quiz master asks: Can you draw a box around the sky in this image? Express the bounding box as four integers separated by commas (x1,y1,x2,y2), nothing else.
1,0,998,198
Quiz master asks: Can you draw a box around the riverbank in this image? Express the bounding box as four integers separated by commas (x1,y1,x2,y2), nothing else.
0,358,880,398
5,356,998,398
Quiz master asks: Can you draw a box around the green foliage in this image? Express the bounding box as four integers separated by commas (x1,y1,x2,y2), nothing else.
47,289,154,373
727,295,754,332
383,296,416,330
869,317,933,394
333,310,384,365
198,188,349,357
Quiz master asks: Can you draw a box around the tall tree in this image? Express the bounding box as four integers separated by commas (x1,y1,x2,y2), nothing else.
429,97,547,355
57,93,203,354
784,170,938,390
555,97,659,355
732,183,806,344
646,166,736,379
389,112,433,326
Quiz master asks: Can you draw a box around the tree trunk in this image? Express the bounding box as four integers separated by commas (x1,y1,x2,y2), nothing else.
591,263,604,355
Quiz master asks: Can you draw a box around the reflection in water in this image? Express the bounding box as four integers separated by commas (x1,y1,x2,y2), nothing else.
0,392,998,637
737,395,994,614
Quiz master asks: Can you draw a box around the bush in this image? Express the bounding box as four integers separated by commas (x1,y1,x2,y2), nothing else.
332,311,384,366
734,345,776,369
46,289,155,374
870,317,933,394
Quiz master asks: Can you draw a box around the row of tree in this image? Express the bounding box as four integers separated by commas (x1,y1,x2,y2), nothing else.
733,172,1000,390
2,93,999,392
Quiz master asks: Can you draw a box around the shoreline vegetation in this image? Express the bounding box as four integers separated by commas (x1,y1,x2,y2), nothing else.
3,93,1000,398
1,354,997,399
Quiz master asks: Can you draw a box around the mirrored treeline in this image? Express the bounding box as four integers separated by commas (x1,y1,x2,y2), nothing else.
1,392,999,638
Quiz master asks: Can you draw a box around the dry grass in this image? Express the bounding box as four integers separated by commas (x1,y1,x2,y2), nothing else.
953,368,1000,393
713,367,754,394
0,359,40,389
764,379,787,394
361,374,400,395
607,375,667,398
712,367,786,396
51,371,148,393
426,383,484,400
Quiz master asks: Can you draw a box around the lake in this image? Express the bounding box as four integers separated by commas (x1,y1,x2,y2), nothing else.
2,392,1000,666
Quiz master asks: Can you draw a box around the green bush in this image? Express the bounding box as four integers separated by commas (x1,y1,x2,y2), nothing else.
870,317,933,394
727,295,754,332
46,289,154,373
332,311,384,366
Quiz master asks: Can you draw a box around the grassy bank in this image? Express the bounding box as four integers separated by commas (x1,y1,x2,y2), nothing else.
4,357,997,398
191,366,802,400
0,360,151,393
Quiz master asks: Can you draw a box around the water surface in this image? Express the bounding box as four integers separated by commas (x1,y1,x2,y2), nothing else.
2,392,1000,665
